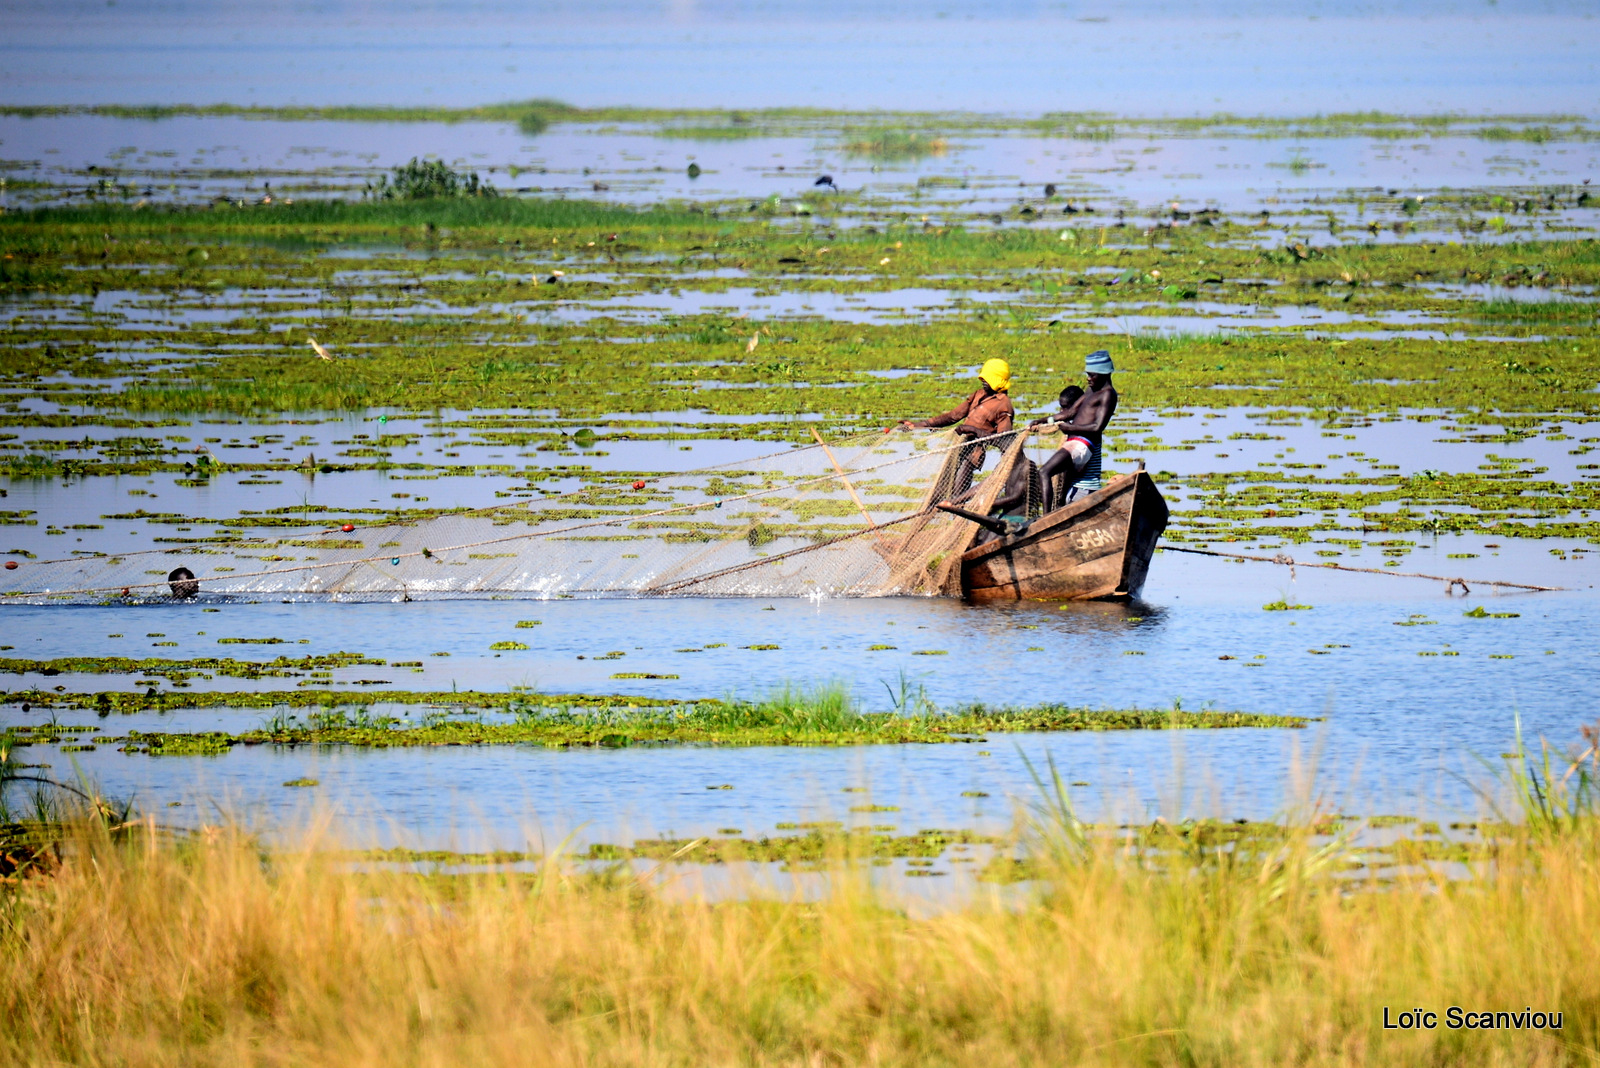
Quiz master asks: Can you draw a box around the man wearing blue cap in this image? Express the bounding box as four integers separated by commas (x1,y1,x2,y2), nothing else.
1028,349,1118,514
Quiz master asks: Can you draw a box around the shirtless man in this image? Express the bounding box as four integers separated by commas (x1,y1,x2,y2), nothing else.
1028,349,1117,514
958,453,1042,544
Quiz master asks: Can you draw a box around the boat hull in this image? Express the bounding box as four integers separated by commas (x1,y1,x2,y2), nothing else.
959,470,1169,602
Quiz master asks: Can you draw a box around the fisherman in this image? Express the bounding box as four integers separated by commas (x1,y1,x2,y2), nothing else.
167,566,199,599
947,452,1042,544
947,392,1056,521
1041,384,1086,428
1028,349,1118,513
884,358,1015,502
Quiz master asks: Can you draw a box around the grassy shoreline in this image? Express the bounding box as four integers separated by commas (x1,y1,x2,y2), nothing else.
1,755,1595,1066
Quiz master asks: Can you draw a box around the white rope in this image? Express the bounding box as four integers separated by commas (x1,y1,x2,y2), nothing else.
1160,545,1563,593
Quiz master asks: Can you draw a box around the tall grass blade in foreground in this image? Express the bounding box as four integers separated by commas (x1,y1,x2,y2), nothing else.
1019,749,1090,865
1486,713,1600,838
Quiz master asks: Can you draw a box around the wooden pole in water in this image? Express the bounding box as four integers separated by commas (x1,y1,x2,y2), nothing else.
811,428,888,547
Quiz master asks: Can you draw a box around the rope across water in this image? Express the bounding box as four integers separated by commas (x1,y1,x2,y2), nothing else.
1160,545,1563,594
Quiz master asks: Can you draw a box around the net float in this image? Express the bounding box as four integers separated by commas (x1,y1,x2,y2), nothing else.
3,560,16,570
341,524,355,532
391,558,401,566
632,480,646,490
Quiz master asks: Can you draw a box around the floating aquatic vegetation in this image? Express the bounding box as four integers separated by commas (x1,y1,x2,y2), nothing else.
21,690,1307,750
840,128,950,160
0,652,388,685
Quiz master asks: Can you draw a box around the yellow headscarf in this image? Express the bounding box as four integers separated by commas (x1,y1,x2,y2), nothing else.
978,358,1011,392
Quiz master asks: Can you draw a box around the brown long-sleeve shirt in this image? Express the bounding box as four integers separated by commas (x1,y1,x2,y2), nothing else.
920,389,1014,437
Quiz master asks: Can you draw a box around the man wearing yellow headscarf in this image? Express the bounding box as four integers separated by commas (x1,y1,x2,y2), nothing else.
885,357,1015,500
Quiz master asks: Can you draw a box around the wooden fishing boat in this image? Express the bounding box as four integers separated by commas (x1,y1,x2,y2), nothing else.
948,467,1169,603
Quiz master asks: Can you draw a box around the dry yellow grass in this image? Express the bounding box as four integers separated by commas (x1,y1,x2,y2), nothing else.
1,807,1596,1068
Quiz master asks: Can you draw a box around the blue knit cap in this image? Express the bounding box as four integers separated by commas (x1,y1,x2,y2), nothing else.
1085,349,1114,374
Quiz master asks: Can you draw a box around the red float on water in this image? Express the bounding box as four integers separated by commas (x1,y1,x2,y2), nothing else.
341,523,355,532
632,480,646,490
3,561,15,570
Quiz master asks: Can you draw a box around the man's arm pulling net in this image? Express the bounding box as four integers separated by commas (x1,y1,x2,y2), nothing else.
0,430,1041,603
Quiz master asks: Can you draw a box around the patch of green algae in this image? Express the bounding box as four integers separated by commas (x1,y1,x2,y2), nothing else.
3,198,1597,427
4,695,1305,751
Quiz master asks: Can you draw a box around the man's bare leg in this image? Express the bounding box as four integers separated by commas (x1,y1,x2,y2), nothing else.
1039,445,1089,514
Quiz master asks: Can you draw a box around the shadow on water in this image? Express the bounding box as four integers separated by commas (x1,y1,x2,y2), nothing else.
967,595,1168,638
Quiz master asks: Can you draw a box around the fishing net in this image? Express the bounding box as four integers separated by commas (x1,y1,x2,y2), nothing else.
1,429,1054,604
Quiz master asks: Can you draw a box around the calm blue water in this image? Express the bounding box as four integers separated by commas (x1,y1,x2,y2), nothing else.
5,405,1597,842
4,0,1598,850
7,545,1595,845
3,0,1596,114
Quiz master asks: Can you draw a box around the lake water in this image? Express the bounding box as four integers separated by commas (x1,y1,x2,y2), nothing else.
6,399,1593,844
3,1,1598,857
7,535,1595,847
4,0,1598,114
7,113,1600,251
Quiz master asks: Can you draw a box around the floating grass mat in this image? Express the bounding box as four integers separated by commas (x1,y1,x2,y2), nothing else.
0,652,389,683
1157,465,1600,545
840,128,950,160
355,816,1504,879
4,696,1305,750
0,194,707,239
4,314,1598,420
362,827,1004,871
3,215,1599,422
6,201,1600,281
2,688,680,717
